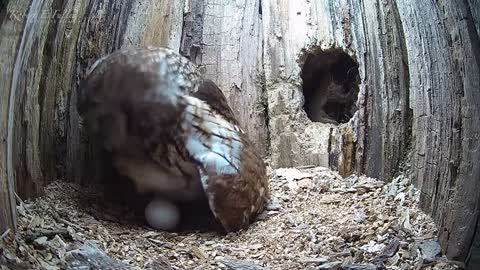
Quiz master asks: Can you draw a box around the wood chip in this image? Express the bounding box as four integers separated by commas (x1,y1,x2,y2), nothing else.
1,169,460,270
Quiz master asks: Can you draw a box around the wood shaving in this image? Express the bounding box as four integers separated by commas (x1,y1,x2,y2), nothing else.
1,167,460,269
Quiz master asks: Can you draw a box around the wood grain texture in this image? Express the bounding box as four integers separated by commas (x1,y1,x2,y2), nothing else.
357,0,411,180
182,0,268,156
397,0,480,261
0,0,31,233
11,0,54,199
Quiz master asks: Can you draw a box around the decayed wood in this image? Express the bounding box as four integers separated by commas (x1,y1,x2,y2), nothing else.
357,0,411,179
121,1,185,49
261,0,409,180
11,0,54,199
42,0,91,185
396,0,480,261
0,0,32,233
262,0,365,170
0,0,479,265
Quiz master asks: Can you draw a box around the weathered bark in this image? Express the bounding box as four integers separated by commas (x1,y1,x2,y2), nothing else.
396,1,480,262
0,0,479,266
0,0,30,233
358,0,412,179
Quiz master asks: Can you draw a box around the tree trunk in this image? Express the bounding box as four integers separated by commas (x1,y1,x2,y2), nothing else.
0,0,478,267
397,1,480,262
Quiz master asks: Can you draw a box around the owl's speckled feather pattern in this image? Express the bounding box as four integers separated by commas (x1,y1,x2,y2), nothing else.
77,47,269,232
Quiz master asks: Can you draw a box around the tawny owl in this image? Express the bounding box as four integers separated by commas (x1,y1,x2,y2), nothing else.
76,47,269,232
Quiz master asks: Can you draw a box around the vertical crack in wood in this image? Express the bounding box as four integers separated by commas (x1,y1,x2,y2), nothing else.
327,127,334,169
258,0,270,157
0,1,8,25
180,0,205,65
390,0,412,178
34,0,66,196
356,0,370,175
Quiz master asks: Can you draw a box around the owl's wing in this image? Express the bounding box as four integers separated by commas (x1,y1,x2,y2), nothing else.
77,47,203,150
179,82,269,232
78,47,268,231
77,47,203,195
192,79,240,126
78,47,201,113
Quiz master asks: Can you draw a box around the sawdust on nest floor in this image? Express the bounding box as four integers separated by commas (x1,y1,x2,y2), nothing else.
1,167,462,270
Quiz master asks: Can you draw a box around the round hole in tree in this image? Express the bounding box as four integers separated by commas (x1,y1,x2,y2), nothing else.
301,48,360,124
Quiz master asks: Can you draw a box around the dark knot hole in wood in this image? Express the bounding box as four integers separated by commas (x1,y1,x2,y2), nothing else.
301,48,360,125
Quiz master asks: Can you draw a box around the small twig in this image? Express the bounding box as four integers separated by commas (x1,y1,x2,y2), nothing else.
14,192,33,215
296,165,316,169
51,211,85,232
1,229,11,240
14,192,24,204
147,238,171,248
25,228,71,243
57,217,85,232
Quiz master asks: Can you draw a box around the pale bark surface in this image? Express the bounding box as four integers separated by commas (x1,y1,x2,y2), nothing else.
0,0,479,266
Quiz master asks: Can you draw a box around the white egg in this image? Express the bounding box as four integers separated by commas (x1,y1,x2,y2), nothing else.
144,199,180,231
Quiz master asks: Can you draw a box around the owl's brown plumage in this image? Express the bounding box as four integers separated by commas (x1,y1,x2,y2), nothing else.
77,47,269,232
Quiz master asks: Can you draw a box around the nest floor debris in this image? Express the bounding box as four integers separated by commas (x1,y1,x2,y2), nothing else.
1,167,461,270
